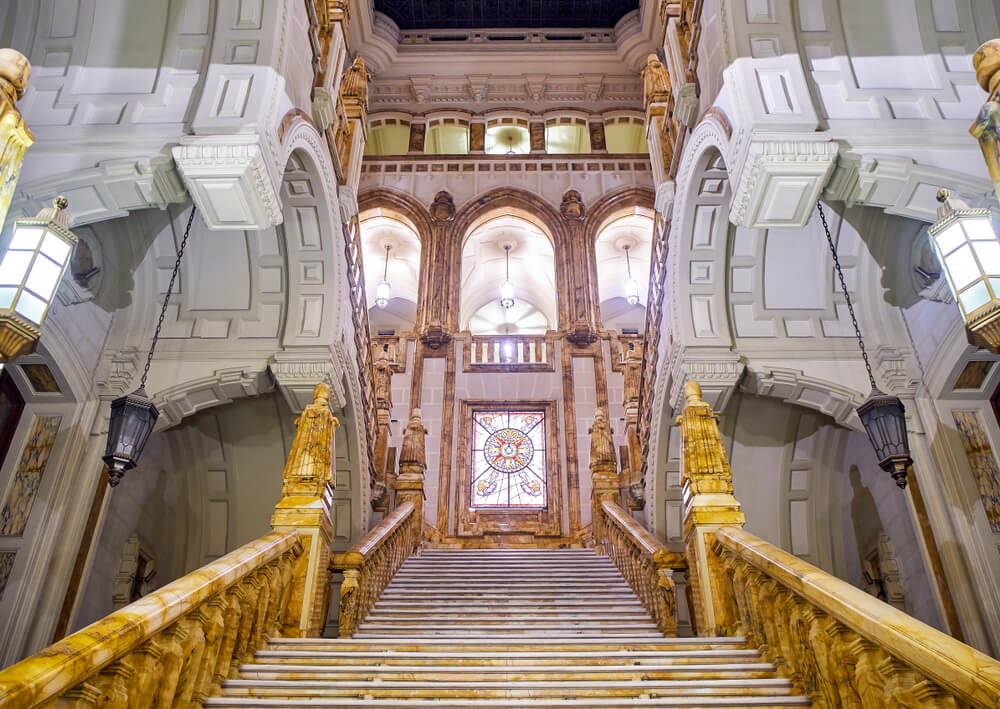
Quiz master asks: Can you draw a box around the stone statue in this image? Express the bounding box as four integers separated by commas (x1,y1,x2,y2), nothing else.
399,408,428,472
642,53,671,108
340,56,370,107
588,407,616,473
373,346,392,412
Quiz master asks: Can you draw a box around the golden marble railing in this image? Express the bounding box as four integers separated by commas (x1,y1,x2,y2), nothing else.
0,529,302,708
713,526,1000,708
600,499,680,635
333,499,419,637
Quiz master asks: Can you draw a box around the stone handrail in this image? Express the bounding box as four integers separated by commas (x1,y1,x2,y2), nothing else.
713,526,1000,708
0,529,302,708
600,499,680,635
333,499,419,637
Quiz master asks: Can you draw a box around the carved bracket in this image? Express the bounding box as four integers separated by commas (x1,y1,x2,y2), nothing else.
172,135,282,230
269,350,346,413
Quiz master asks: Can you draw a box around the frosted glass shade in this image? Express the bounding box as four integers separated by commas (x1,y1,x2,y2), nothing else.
2,214,75,326
624,278,641,306
930,202,1000,321
375,280,391,309
499,280,515,309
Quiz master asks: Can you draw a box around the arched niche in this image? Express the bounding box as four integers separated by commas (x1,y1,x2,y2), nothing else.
459,214,556,335
594,210,654,332
360,214,421,333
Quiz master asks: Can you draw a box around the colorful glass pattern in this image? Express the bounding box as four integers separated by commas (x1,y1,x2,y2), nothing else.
471,409,547,508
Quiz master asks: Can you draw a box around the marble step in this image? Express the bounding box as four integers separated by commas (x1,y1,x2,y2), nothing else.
236,663,780,681
252,649,766,666
390,573,624,580
377,592,639,601
204,698,810,708
266,637,751,650
369,609,649,618
372,601,646,609
216,677,798,699
361,614,656,623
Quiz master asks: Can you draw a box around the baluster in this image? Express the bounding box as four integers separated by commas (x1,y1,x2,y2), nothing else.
92,659,134,709
51,682,101,708
190,596,228,703
127,644,163,709
339,567,360,637
846,638,889,707
171,616,207,708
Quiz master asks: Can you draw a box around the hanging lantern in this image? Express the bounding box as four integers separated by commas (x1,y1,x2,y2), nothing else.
817,202,913,488
623,244,641,306
856,388,912,488
0,197,77,362
103,206,197,487
375,243,391,309
499,244,515,309
103,388,159,487
929,188,1000,349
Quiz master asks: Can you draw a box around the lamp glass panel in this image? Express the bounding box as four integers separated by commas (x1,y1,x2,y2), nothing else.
990,277,1000,298
0,251,32,286
973,241,1000,275
0,287,15,309
933,222,966,256
40,232,71,265
14,290,47,324
946,244,981,289
9,226,43,251
624,278,640,303
24,255,61,301
500,280,515,301
963,217,997,242
960,280,991,314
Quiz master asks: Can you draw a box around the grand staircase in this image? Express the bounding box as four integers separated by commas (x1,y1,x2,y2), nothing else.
204,548,810,708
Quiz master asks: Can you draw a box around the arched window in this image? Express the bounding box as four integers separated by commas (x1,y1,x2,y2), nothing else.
425,117,470,154
545,116,590,154
485,117,530,155
364,118,411,156
604,115,648,154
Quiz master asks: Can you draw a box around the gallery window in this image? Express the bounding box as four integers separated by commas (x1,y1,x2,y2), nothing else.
470,409,547,508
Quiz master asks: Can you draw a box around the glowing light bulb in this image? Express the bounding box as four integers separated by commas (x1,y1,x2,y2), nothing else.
499,279,515,309
624,278,640,306
375,280,391,309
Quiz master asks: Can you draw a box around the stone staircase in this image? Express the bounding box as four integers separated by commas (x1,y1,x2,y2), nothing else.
205,548,811,708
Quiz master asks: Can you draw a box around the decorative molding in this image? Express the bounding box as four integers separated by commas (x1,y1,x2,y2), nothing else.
269,350,346,413
668,352,746,414
11,156,186,228
824,153,993,224
741,366,864,430
172,135,282,230
151,367,274,430
94,348,143,400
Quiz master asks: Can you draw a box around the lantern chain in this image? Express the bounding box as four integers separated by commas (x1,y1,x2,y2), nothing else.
139,205,197,390
816,201,877,391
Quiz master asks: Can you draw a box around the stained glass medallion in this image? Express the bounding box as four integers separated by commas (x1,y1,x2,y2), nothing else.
471,410,547,508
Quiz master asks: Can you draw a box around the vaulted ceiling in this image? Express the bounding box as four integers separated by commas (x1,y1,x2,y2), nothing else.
374,0,639,30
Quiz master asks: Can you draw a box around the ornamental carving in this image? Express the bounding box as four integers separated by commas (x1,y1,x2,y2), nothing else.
430,191,455,221
340,56,370,108
560,189,585,220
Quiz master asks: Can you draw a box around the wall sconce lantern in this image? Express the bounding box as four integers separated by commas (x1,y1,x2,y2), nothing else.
929,189,1000,349
0,197,77,363
499,244,515,309
817,202,913,488
623,244,641,306
103,206,197,486
375,244,391,309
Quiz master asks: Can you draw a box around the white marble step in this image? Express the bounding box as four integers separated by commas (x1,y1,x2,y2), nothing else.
204,698,810,708
268,636,751,647
237,662,779,676
254,649,765,663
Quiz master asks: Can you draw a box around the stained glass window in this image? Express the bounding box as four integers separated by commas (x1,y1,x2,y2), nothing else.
471,409,547,508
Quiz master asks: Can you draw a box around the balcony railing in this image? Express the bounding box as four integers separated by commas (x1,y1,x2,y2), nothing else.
463,334,553,371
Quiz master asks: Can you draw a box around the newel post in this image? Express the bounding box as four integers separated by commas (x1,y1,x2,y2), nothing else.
271,382,339,637
396,408,427,536
589,407,620,551
678,381,745,636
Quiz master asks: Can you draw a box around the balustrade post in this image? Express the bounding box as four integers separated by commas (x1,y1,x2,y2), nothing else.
589,407,620,551
270,382,338,637
371,347,393,511
678,380,745,636
623,343,645,509
396,408,427,537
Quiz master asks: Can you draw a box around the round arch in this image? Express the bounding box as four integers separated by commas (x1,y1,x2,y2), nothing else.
448,188,569,331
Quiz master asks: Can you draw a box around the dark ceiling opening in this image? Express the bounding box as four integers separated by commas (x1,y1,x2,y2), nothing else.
374,1,640,30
